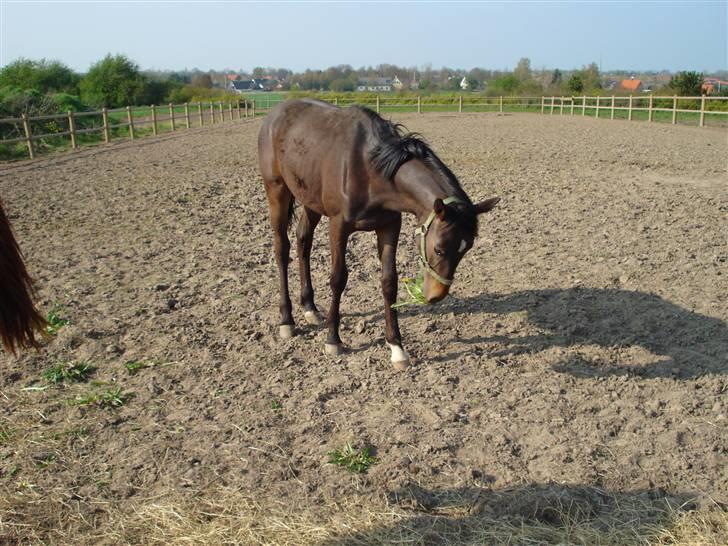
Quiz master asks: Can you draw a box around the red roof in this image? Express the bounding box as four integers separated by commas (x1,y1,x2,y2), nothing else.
620,79,642,91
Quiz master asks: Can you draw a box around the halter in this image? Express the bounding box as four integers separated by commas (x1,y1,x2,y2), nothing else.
415,196,463,286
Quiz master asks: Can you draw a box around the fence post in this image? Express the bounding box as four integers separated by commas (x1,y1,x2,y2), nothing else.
376,95,380,114
21,113,34,159
185,103,191,128
648,94,653,122
126,106,135,140
559,97,563,115
595,96,600,118
151,105,158,135
582,96,586,116
101,107,110,143
334,97,338,106
236,100,241,120
67,110,77,148
570,97,574,116
209,102,215,123
499,95,503,113
672,95,677,125
244,100,248,118
610,95,615,120
252,100,256,118
218,102,223,121
628,95,633,121
541,96,545,114
417,95,421,114
169,103,176,131
699,95,705,127
458,95,463,113
198,102,203,126
549,96,554,114
228,102,233,121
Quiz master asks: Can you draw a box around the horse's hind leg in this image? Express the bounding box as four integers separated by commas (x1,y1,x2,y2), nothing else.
296,207,323,325
264,178,295,339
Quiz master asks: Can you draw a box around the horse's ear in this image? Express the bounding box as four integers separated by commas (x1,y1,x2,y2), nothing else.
433,198,446,219
474,197,500,214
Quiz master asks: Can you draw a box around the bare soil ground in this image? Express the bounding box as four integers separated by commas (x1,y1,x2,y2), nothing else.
0,113,726,544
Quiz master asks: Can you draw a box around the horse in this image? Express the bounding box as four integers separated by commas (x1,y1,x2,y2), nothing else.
0,198,47,355
258,99,500,369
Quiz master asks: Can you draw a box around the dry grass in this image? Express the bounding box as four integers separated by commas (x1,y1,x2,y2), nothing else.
1,484,725,545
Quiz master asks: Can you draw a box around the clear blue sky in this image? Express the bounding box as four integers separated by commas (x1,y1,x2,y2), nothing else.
1,1,726,73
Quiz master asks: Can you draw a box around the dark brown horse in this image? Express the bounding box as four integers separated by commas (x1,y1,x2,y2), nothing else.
0,198,47,355
258,99,499,368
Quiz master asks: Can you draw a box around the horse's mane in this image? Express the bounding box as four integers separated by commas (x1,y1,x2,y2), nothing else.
356,107,478,234
357,107,472,207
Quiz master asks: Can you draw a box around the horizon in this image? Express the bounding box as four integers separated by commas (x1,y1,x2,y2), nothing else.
1,1,726,75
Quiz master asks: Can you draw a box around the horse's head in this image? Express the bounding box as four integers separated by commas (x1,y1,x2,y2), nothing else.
420,196,500,303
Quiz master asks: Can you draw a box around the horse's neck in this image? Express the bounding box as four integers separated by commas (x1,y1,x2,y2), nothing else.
392,160,454,221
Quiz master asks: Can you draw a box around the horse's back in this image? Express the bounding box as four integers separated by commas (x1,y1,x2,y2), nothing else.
259,100,372,217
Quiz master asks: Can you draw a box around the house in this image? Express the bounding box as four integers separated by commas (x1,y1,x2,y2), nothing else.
229,79,265,93
460,77,469,90
392,75,403,90
703,77,728,95
619,78,642,93
356,77,393,92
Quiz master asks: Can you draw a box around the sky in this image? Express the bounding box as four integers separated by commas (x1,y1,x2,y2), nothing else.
1,0,726,74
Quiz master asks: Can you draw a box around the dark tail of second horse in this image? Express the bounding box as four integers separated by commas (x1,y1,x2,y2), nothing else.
0,199,47,355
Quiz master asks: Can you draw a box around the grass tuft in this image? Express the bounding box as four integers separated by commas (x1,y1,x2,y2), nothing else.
124,358,161,375
392,273,427,309
45,302,69,335
72,387,131,409
328,442,378,473
42,361,96,384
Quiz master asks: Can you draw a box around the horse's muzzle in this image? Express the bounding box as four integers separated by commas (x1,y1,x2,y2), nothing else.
424,275,450,304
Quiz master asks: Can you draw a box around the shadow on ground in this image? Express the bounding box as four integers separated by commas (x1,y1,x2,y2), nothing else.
399,288,728,379
321,482,719,546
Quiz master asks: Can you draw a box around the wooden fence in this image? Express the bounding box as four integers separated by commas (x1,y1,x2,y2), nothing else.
2,94,726,160
0,99,254,160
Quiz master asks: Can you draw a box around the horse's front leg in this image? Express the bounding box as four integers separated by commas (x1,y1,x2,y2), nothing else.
324,217,351,356
376,218,410,370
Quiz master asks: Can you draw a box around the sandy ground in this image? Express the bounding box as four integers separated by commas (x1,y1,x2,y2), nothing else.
0,112,726,543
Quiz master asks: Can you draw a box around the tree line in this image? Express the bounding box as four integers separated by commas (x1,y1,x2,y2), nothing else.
0,54,718,120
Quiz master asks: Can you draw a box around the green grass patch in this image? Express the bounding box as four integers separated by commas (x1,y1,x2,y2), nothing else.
45,302,69,335
124,358,161,375
392,273,427,309
42,361,96,384
271,400,282,412
72,387,131,409
0,425,13,445
328,442,378,473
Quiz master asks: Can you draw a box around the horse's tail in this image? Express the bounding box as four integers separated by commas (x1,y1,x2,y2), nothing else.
0,199,47,355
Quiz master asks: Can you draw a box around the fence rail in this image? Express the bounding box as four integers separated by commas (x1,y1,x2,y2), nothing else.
0,100,253,160
2,94,726,160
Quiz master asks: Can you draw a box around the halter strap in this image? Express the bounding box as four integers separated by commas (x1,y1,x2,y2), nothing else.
415,197,463,286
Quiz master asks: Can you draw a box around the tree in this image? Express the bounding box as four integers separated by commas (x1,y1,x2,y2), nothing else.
567,73,584,93
80,54,146,107
191,73,213,88
330,78,354,92
514,57,531,82
550,69,562,86
0,58,79,94
252,66,266,79
669,71,704,96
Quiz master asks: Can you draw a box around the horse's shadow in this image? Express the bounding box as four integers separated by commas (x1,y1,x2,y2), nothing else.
320,482,714,546
398,287,728,379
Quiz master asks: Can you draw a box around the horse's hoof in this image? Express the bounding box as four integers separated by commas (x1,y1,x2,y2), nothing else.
279,325,295,339
304,310,323,326
388,344,410,371
324,343,344,356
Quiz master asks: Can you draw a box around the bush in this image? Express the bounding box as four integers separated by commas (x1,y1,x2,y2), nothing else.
0,58,80,94
80,54,146,108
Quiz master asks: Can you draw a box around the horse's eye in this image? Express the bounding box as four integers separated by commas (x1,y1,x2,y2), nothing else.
435,247,445,257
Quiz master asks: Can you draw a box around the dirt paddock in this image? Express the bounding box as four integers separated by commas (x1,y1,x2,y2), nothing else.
0,113,726,544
